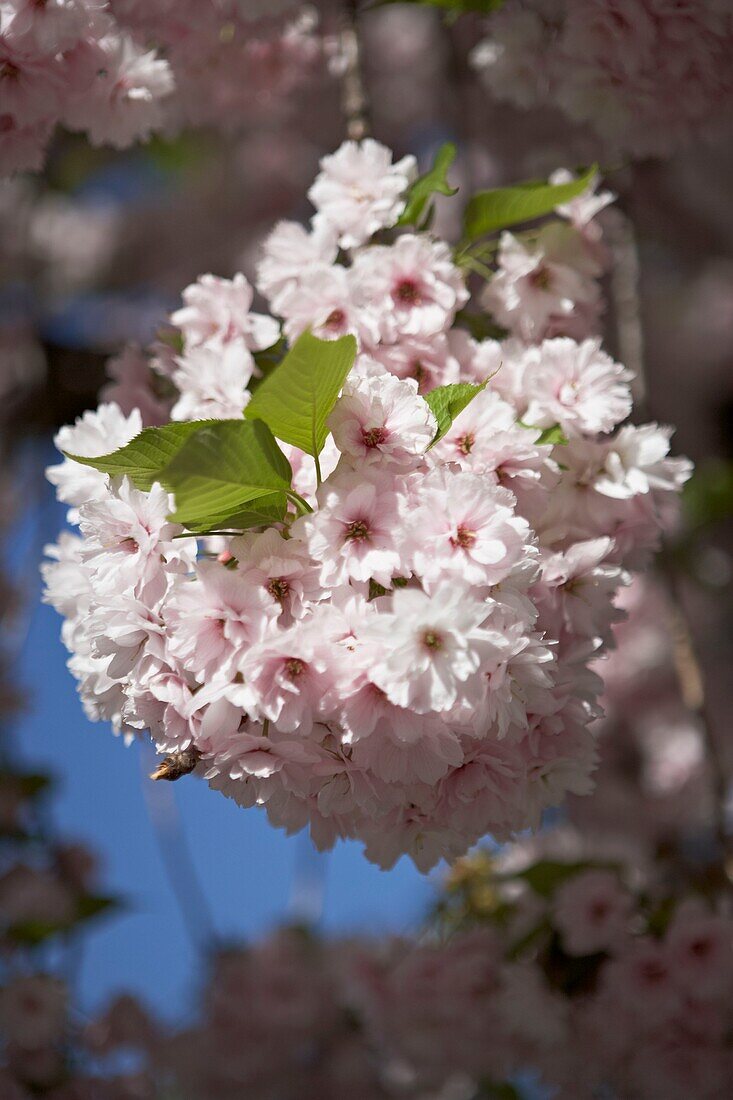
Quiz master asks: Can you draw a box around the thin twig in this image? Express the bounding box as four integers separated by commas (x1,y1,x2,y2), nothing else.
610,210,731,886
339,0,370,141
662,563,732,885
607,208,647,413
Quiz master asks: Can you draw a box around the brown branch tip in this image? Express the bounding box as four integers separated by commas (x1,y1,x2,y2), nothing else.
149,748,201,783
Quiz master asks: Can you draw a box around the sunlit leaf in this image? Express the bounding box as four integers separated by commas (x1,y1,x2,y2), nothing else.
397,142,458,227
163,420,292,528
425,380,487,445
463,165,598,241
245,331,357,456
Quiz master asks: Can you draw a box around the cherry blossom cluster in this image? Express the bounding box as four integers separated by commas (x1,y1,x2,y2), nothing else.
472,0,733,158
420,853,733,1100
0,0,321,176
43,139,691,871
30,878,730,1100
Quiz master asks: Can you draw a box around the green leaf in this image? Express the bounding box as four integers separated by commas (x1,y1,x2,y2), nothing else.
64,420,216,490
397,142,458,227
8,920,66,946
8,895,118,945
0,771,52,800
425,380,487,445
463,164,598,241
164,420,292,528
682,461,733,528
536,424,569,446
245,331,357,456
76,894,118,921
252,335,287,389
181,493,289,535
518,421,569,446
454,309,508,342
646,896,678,938
477,1081,524,1100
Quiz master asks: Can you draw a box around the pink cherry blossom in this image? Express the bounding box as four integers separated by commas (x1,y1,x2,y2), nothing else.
256,218,339,312
171,343,254,421
79,478,194,605
171,273,279,354
63,32,174,149
328,362,436,469
552,869,633,956
352,233,469,341
307,138,417,249
523,338,633,438
363,585,500,714
482,224,603,343
46,403,142,515
295,467,405,587
408,468,532,591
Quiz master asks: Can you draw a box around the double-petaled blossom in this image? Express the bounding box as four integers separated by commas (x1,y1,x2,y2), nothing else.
307,139,417,249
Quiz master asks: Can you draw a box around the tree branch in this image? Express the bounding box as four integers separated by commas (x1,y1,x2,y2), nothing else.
339,0,371,141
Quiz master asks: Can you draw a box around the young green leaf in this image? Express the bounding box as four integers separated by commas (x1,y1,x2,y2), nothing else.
425,380,487,446
64,420,217,490
397,142,458,227
682,461,733,529
478,1082,523,1100
179,493,289,535
454,309,508,342
245,331,357,456
462,164,598,241
163,420,292,528
518,421,569,446
536,424,569,446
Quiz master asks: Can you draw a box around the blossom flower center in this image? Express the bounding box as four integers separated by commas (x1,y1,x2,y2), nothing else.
422,630,443,652
362,425,387,448
267,577,290,603
457,432,475,455
285,658,305,680
324,308,346,330
450,525,477,550
345,519,370,542
589,900,610,922
0,62,19,82
639,960,667,985
222,319,240,342
394,278,422,305
412,361,427,387
529,266,552,291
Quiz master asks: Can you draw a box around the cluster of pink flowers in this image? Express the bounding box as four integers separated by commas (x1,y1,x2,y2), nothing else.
472,0,733,158
43,139,691,870
0,0,321,176
32,875,727,1100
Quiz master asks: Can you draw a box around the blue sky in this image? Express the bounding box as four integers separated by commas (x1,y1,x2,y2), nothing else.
9,443,436,1021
